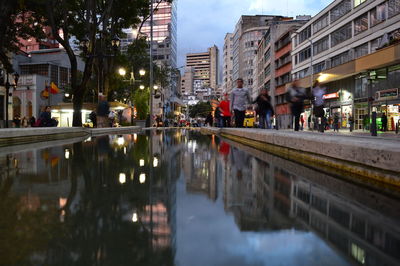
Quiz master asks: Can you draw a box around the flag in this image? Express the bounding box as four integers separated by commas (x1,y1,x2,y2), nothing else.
50,82,60,94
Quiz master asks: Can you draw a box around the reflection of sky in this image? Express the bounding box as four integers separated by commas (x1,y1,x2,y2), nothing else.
175,174,350,266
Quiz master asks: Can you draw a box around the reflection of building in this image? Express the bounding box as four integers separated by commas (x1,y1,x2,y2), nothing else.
292,0,400,130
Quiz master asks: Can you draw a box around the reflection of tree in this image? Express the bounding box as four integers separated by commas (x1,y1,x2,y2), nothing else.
0,133,174,266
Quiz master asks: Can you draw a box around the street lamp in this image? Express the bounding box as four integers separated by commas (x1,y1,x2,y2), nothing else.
139,85,145,90
153,85,159,90
139,69,146,76
118,67,127,76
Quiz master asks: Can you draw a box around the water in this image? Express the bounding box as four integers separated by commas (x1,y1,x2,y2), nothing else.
0,130,399,266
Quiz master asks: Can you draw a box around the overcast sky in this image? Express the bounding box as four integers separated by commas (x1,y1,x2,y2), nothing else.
177,0,333,68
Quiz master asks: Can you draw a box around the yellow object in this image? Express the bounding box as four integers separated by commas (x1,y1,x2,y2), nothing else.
244,110,255,127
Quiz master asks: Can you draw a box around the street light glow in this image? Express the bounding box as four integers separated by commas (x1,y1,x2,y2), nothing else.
139,69,146,76
118,68,127,76
119,173,126,184
139,173,146,183
132,212,138,222
117,137,125,146
153,157,159,167
65,93,70,98
154,85,159,90
140,85,145,90
139,159,145,166
65,149,70,159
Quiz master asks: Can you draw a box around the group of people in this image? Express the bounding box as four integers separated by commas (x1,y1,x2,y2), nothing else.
11,106,58,128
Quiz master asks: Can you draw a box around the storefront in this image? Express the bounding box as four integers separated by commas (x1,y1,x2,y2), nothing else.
373,88,400,131
322,90,353,129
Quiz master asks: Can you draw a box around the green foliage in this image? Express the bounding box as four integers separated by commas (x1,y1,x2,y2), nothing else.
189,102,212,118
133,88,149,120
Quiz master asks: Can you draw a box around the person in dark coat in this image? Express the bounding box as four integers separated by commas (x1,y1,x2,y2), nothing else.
89,111,97,128
333,113,340,132
39,106,58,127
254,89,274,129
286,80,308,131
205,113,213,127
381,113,388,132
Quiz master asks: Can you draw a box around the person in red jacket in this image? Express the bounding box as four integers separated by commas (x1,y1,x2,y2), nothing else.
219,93,231,127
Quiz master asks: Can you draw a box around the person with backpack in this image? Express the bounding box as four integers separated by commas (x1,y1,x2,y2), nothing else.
286,80,308,131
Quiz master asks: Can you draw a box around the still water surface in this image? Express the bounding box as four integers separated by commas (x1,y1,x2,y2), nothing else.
0,130,399,266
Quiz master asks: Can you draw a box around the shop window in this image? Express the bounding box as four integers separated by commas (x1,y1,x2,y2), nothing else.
388,0,400,17
354,13,368,35
370,3,387,27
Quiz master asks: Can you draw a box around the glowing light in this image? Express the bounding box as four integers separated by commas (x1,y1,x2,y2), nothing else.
153,85,159,90
124,147,127,154
65,149,70,159
139,173,146,183
140,85,145,90
117,137,125,146
119,173,126,184
132,212,138,222
139,159,145,166
139,69,146,76
134,133,138,142
153,157,159,167
118,68,127,76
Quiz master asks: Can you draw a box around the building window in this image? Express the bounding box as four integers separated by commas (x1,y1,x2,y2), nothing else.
20,64,49,76
298,46,311,63
388,0,400,17
331,22,352,47
313,14,329,34
264,48,271,62
59,67,69,88
354,43,369,58
331,0,351,23
370,3,387,26
298,26,311,45
313,36,329,55
354,0,367,7
313,62,326,74
354,13,368,35
331,51,350,68
371,36,383,51
264,65,271,77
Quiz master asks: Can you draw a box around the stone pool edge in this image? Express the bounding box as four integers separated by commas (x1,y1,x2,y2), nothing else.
200,127,400,189
0,126,142,147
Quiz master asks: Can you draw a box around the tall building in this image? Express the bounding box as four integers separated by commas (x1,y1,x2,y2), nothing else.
291,0,400,131
222,33,234,94
180,66,194,95
121,0,179,118
232,15,292,98
186,45,219,90
256,17,310,127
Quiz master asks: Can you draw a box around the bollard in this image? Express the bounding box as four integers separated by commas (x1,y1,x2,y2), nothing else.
371,111,377,136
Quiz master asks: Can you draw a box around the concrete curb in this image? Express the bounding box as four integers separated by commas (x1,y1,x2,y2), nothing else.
200,127,400,187
0,126,142,147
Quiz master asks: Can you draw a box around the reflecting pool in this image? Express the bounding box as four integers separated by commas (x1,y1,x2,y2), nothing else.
0,130,399,266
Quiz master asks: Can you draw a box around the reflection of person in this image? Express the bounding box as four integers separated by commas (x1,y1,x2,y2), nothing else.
286,80,307,131
97,95,110,128
230,78,251,128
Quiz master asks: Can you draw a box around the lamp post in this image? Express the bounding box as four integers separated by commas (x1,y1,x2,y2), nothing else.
4,72,19,128
149,0,154,127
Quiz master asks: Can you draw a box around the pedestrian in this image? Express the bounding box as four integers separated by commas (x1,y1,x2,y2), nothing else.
286,80,307,131
205,112,213,127
219,93,231,127
108,110,115,127
97,95,110,128
300,115,305,130
307,115,311,130
38,106,58,127
21,117,28,127
13,115,21,128
381,113,388,132
230,78,251,128
348,113,354,132
215,106,222,127
312,80,326,132
29,116,36,127
254,88,274,129
333,113,340,132
363,114,369,131
89,110,97,128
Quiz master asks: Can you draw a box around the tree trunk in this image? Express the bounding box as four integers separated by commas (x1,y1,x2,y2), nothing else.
72,86,84,127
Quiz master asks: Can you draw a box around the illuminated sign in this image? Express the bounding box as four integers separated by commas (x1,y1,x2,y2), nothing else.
376,88,398,100
323,92,339,100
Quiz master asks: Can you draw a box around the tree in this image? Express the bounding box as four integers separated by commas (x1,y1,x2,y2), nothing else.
189,102,212,118
31,0,151,126
0,1,43,72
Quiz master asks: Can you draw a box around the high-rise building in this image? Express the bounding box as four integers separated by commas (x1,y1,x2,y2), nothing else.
231,15,292,98
222,33,234,94
186,45,219,90
180,66,194,95
291,0,400,131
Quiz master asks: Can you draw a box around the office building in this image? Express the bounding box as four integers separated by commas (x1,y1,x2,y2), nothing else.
222,33,234,94
291,0,400,130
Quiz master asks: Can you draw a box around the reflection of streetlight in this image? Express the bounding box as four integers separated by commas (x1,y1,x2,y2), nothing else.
119,173,126,184
117,136,125,146
139,85,145,90
132,212,138,222
65,149,70,159
65,93,70,98
118,68,127,76
139,159,145,167
139,69,146,76
134,133,138,142
153,85,159,90
153,157,158,167
139,173,146,183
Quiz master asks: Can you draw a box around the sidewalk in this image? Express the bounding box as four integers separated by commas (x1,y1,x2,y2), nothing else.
200,127,400,188
298,128,400,140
